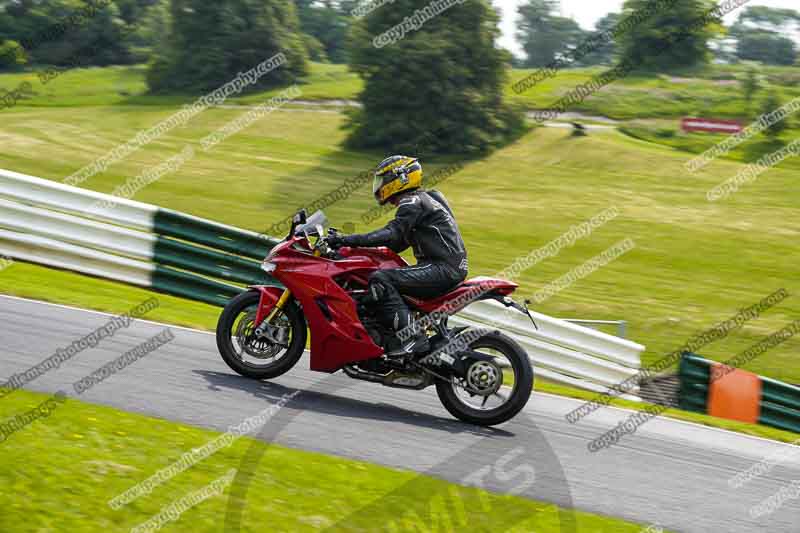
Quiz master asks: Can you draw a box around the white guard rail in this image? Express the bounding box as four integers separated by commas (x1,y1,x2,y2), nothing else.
0,168,646,397
454,300,643,399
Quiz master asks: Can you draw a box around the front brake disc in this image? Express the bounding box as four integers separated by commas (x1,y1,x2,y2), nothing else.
236,311,284,359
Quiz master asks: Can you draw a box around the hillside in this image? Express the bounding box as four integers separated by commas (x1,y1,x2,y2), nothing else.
0,84,797,382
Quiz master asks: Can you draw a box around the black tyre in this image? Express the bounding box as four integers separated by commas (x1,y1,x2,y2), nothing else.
435,332,533,426
216,290,307,380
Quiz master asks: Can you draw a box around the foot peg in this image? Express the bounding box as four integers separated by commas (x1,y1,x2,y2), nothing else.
384,334,430,359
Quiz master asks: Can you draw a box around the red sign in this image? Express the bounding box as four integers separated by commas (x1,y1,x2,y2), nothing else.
681,118,743,134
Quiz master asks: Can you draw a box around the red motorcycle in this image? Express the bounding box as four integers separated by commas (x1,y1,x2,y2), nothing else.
216,210,534,426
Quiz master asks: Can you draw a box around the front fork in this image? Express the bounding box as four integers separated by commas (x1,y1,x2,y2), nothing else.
254,288,292,342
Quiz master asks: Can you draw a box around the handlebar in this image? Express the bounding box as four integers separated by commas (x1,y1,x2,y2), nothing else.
312,227,343,259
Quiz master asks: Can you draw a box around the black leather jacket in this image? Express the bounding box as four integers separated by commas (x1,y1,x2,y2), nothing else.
345,190,468,273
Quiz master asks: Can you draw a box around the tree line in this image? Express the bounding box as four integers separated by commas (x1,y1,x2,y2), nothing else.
517,0,799,68
2,1,797,73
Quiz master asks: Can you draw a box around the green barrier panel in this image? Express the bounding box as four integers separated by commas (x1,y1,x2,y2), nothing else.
759,378,800,433
152,265,250,307
154,208,279,261
761,376,800,409
678,353,710,414
154,236,269,286
147,210,288,306
760,401,800,434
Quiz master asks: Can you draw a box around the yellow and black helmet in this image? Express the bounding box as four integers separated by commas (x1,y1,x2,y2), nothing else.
372,155,423,205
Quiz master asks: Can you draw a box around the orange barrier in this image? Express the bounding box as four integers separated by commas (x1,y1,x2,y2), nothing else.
708,363,762,423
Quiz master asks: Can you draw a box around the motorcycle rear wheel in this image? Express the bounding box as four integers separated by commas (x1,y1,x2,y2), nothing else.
216,290,307,380
435,332,533,426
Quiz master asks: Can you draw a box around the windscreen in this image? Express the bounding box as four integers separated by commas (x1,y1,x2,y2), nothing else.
294,210,328,236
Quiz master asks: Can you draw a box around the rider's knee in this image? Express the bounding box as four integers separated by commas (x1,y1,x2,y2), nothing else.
368,270,391,285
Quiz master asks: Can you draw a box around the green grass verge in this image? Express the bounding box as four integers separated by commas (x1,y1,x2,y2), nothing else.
0,389,655,532
0,262,222,332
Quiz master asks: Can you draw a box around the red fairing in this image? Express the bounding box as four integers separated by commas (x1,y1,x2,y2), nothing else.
269,239,408,372
266,236,515,373
251,286,284,326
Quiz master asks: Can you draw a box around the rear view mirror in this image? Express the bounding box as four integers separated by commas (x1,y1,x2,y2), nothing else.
288,209,308,239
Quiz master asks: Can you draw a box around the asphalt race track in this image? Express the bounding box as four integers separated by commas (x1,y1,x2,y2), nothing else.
1,295,798,532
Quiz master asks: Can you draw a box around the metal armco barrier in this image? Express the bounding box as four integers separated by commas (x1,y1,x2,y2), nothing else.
453,300,643,398
0,168,645,395
679,353,800,433
0,169,279,306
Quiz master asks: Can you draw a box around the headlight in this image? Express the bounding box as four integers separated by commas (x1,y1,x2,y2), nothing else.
261,261,277,273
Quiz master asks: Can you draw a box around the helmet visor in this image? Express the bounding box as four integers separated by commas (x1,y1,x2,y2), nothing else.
372,172,384,198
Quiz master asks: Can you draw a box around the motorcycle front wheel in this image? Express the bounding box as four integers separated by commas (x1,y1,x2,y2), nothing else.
435,331,533,426
216,290,307,380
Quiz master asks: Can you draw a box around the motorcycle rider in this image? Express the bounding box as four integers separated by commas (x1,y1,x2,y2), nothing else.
328,156,468,357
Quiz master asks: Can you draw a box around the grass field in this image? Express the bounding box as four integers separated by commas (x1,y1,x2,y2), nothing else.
0,62,362,108
0,389,653,532
509,63,800,120
4,61,800,122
